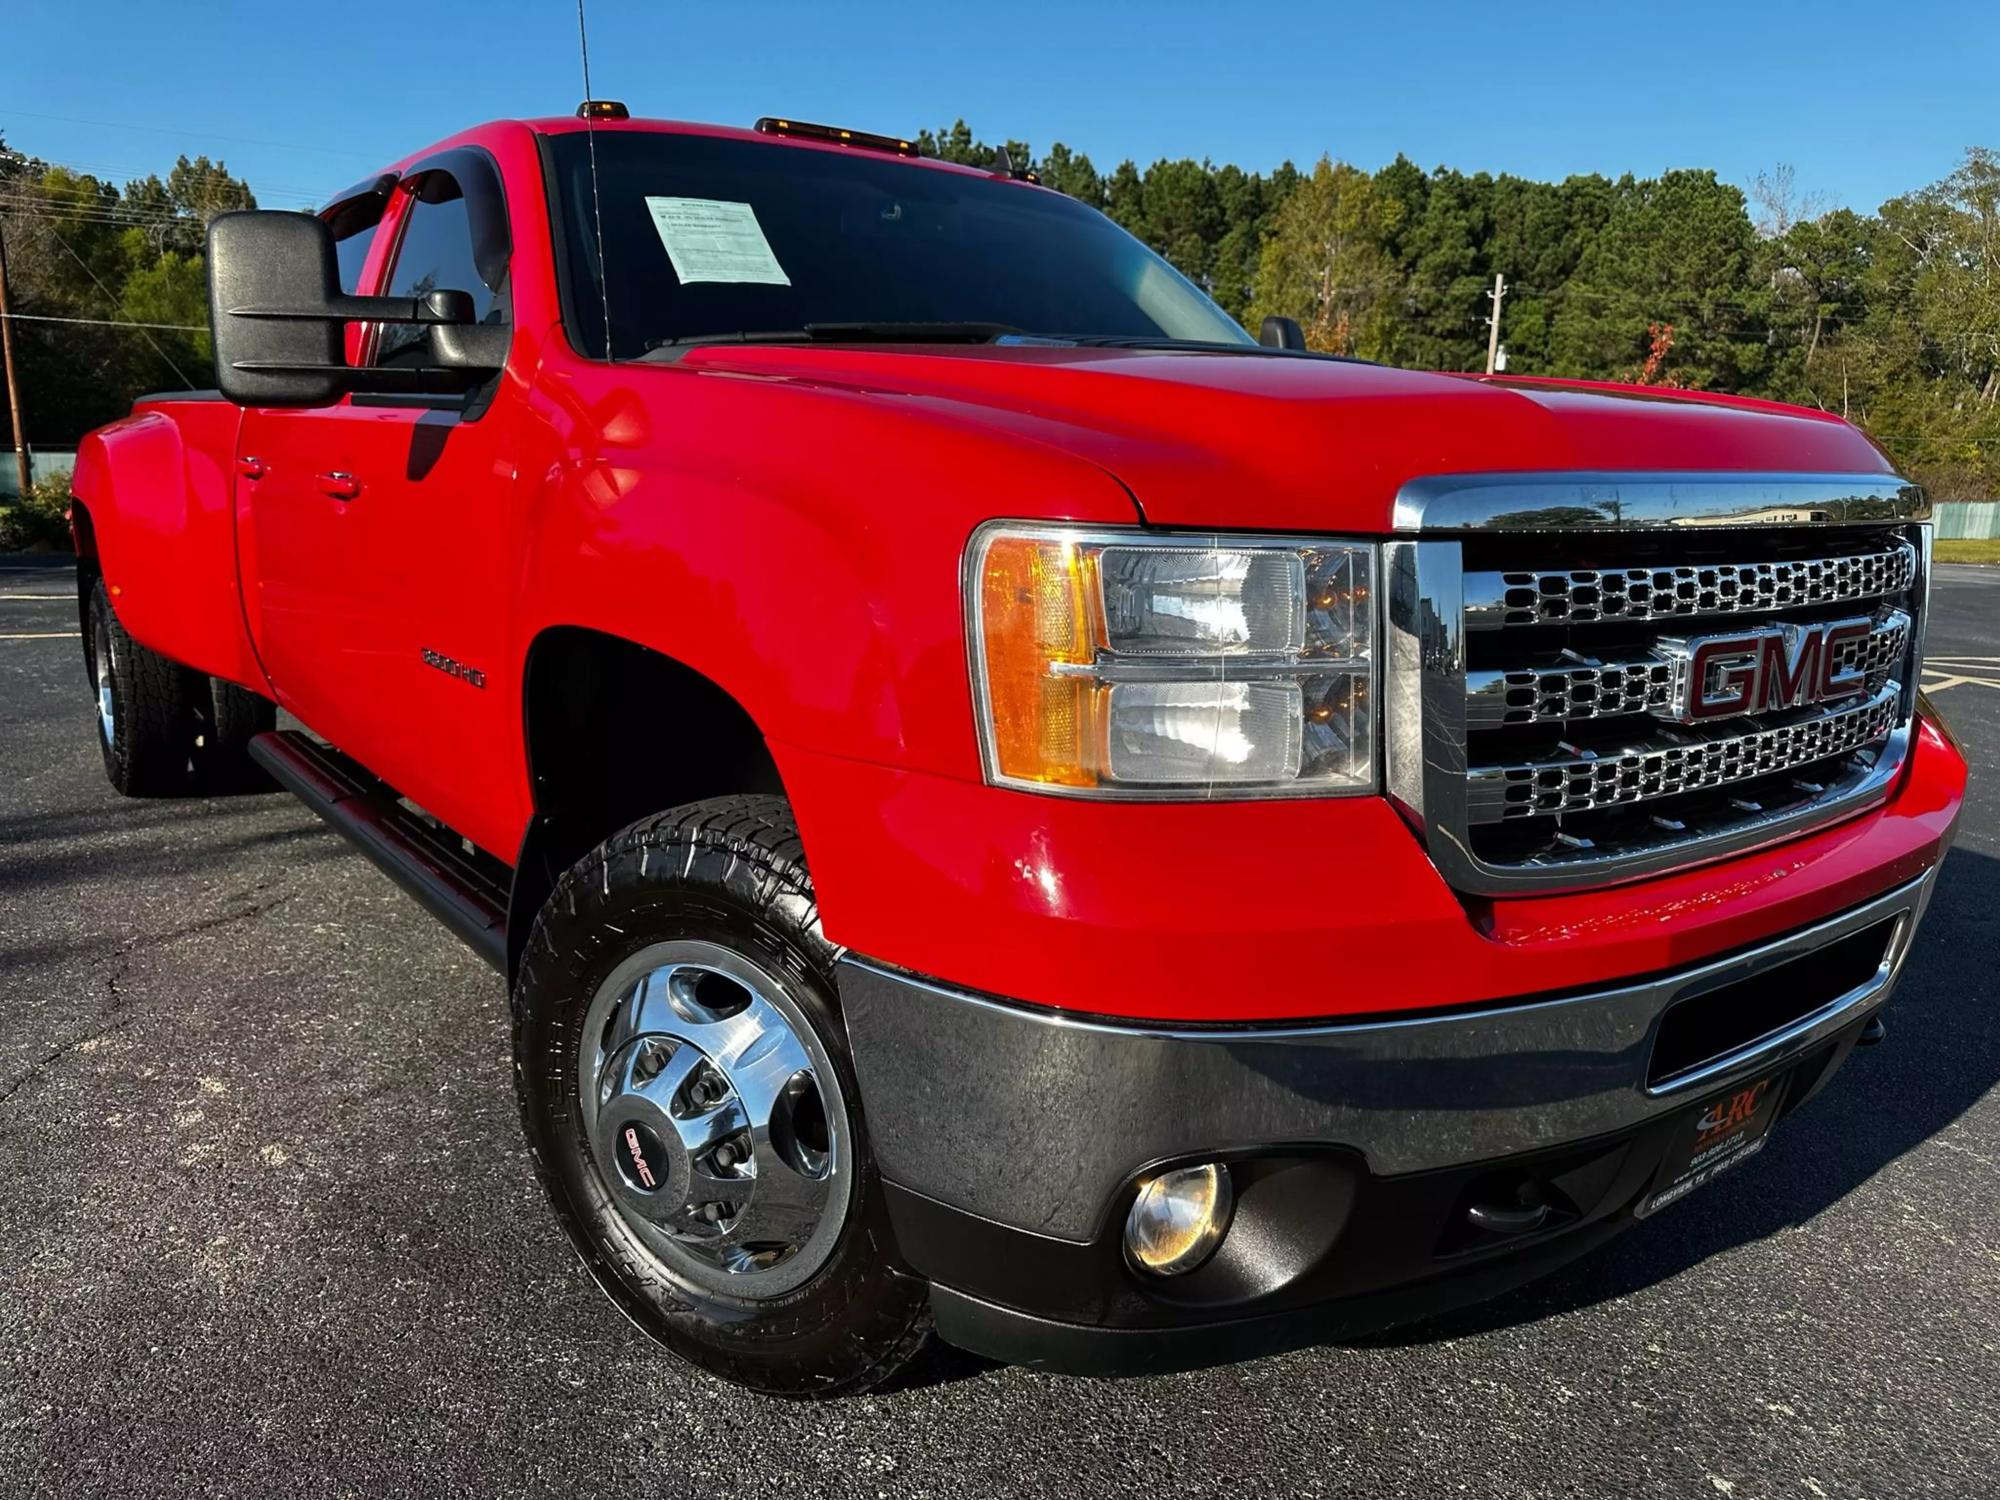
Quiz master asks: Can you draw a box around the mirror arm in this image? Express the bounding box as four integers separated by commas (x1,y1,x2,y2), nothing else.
224,359,483,392
226,291,471,325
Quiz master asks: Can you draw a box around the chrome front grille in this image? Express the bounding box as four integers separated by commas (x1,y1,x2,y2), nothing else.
1385,472,1930,895
1466,538,1916,627
1467,686,1901,821
1466,608,1911,728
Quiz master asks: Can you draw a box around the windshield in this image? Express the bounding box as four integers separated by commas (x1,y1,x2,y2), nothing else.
545,130,1253,359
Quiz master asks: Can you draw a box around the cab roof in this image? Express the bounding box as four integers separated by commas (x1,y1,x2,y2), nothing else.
519,114,1006,180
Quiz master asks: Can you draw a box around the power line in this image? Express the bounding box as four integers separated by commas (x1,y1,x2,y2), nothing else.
45,226,196,388
0,199,201,229
3,312,205,331
6,150,331,205
12,153,328,201
0,212,210,239
32,158,328,204
0,194,180,215
0,185,188,212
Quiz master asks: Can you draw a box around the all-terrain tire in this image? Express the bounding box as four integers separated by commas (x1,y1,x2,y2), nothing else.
196,677,277,791
86,576,198,797
511,795,933,1397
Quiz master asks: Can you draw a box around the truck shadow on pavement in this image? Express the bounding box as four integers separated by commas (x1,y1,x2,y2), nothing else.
0,815,328,901
1360,841,2000,1350
0,794,350,978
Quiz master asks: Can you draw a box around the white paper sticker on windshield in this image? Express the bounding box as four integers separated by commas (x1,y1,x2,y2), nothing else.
644,197,791,286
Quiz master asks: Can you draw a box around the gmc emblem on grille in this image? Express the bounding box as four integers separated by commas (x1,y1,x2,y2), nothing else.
1670,616,1874,722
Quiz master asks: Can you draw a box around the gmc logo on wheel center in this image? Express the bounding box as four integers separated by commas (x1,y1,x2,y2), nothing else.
1671,616,1875,722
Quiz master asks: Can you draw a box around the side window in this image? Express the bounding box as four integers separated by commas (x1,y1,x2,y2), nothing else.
322,188,389,294
334,220,379,294
376,173,508,368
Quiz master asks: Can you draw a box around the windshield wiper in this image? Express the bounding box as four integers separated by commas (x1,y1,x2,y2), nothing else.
644,330,814,355
1010,332,1373,364
646,322,1020,357
806,321,1021,342
1032,333,1259,352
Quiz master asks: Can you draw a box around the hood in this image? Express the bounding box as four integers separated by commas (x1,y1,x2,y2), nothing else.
676,343,1893,532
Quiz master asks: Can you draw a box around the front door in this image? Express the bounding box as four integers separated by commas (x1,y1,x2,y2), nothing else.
237,159,522,856
234,184,392,760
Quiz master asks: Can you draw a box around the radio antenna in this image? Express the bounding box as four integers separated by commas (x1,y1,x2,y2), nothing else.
576,0,612,358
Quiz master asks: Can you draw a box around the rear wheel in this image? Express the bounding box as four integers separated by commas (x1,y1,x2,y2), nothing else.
511,795,931,1396
87,577,197,797
197,677,276,791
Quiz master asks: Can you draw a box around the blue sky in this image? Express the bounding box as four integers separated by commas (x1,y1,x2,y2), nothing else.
4,0,1994,214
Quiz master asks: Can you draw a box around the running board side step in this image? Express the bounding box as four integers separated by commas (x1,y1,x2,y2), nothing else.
248,729,508,971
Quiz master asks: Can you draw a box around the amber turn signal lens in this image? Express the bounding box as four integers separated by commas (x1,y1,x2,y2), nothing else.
966,524,1377,798
976,533,1102,787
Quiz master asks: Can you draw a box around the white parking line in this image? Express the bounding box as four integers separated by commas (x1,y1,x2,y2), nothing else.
0,593,69,601
0,631,81,641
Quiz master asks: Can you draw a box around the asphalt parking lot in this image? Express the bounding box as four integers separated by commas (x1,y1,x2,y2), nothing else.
1,557,1994,1499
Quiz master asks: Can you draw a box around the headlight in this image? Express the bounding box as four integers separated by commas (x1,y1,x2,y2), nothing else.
966,523,1376,799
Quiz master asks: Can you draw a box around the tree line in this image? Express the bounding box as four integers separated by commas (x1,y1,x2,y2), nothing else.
923,122,1999,502
4,125,1997,500
0,138,253,453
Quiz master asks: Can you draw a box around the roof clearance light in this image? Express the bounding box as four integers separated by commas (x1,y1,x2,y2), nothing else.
753,116,918,157
576,100,629,120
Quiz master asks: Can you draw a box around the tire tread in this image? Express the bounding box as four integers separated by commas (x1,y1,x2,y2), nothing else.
512,794,933,1398
90,577,197,796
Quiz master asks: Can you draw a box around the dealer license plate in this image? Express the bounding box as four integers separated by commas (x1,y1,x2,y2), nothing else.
1636,1070,1789,1219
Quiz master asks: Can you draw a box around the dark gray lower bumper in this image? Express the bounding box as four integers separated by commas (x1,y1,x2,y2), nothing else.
837,873,1933,1242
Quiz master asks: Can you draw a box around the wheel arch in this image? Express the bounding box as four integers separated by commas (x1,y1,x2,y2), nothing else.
66,403,261,686
508,625,787,979
69,499,103,677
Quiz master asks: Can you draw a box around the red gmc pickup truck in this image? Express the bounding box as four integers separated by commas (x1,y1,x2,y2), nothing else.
68,107,1966,1395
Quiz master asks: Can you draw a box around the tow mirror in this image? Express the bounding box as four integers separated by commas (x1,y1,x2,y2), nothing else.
206,211,498,407
1258,316,1307,352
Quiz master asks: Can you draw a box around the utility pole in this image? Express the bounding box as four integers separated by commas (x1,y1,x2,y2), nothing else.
1484,272,1508,376
0,222,30,498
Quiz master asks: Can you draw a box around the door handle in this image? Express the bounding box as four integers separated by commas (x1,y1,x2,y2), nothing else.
316,471,362,501
238,455,265,480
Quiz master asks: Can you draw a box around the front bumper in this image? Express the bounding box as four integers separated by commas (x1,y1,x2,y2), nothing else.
837,871,1940,1374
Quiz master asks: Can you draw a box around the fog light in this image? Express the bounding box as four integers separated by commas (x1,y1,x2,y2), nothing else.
1124,1163,1233,1276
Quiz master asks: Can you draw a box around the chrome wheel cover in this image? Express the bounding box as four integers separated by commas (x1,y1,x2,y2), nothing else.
92,609,116,746
578,940,851,1300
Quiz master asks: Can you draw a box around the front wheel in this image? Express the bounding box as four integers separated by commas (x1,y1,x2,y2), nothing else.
87,576,197,796
511,796,931,1396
